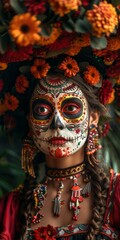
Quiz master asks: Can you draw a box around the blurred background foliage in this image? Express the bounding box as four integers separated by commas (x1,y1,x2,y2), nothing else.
0,128,25,198
0,119,120,198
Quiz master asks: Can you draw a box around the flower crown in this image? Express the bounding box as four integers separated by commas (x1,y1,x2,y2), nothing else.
0,0,120,137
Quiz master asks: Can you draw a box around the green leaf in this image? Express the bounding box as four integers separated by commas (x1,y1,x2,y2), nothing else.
0,25,6,33
111,0,120,7
19,65,30,74
0,179,12,191
40,24,52,37
75,18,92,33
90,36,107,50
0,32,9,54
63,18,75,32
10,0,24,14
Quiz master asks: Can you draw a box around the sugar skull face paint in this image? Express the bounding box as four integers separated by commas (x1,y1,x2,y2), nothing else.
29,75,89,158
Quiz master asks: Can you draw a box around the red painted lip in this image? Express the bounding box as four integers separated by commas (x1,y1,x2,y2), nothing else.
49,137,67,145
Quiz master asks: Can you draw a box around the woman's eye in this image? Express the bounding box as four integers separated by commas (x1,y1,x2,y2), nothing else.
62,103,81,115
34,104,52,115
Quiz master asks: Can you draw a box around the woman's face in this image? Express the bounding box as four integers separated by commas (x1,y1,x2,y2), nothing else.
29,75,89,158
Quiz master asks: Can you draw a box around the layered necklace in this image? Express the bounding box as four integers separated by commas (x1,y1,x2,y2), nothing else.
32,162,91,224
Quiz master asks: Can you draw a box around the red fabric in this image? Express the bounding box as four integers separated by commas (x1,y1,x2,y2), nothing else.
110,174,120,229
0,191,20,240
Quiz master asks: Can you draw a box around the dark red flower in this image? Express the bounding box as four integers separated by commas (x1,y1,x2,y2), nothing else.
82,0,89,7
24,0,47,14
0,46,33,63
106,62,120,78
99,80,114,105
33,225,57,240
99,122,111,137
0,79,4,91
48,32,74,52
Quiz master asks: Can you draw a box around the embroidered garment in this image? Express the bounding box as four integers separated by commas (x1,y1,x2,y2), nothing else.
0,173,120,240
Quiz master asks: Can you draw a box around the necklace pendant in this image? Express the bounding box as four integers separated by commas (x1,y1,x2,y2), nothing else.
32,184,47,224
69,177,83,221
53,181,65,216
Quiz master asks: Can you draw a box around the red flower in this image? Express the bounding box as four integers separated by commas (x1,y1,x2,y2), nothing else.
99,80,114,105
106,62,120,78
48,32,74,52
4,93,19,111
82,0,89,7
24,0,47,14
99,122,111,137
15,75,29,93
33,225,57,240
0,79,4,91
0,46,33,63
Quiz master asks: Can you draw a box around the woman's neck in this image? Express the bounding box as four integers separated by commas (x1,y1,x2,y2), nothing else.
45,147,85,169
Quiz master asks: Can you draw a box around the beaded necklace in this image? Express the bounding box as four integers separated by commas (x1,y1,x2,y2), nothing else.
32,162,91,224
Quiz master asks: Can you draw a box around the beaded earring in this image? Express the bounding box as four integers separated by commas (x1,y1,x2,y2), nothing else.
21,132,38,178
85,124,102,155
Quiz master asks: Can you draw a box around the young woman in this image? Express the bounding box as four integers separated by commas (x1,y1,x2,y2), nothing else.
0,55,120,239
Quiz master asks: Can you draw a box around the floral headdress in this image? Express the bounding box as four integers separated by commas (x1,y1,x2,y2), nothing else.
0,0,120,138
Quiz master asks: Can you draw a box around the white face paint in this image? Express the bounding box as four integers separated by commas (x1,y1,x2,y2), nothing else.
29,75,89,158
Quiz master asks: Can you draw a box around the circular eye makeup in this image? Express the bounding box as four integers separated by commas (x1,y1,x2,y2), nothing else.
61,98,83,119
32,99,53,120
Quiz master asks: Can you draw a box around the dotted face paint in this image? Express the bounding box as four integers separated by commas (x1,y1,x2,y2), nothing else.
29,75,89,158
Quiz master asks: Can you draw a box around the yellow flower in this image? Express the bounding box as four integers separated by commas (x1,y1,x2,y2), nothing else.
37,27,61,46
30,59,50,79
49,0,81,17
59,56,79,77
86,2,118,37
9,13,41,47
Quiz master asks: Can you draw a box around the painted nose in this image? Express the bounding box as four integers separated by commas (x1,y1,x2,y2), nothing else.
50,114,65,130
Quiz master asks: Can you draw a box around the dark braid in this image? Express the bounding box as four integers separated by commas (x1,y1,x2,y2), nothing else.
20,156,40,239
85,154,109,240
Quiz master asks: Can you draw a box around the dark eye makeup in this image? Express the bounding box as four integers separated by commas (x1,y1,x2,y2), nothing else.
61,98,83,119
32,99,53,120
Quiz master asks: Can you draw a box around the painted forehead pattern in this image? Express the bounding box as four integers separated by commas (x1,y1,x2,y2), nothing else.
32,75,85,98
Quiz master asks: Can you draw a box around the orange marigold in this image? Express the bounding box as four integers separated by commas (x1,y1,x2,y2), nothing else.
37,27,61,46
83,66,100,85
116,76,120,85
93,49,108,57
49,0,81,17
86,2,118,37
4,93,19,111
15,75,29,93
30,59,50,79
65,34,90,56
107,89,115,104
59,56,79,77
0,62,7,70
107,37,120,51
9,13,41,47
